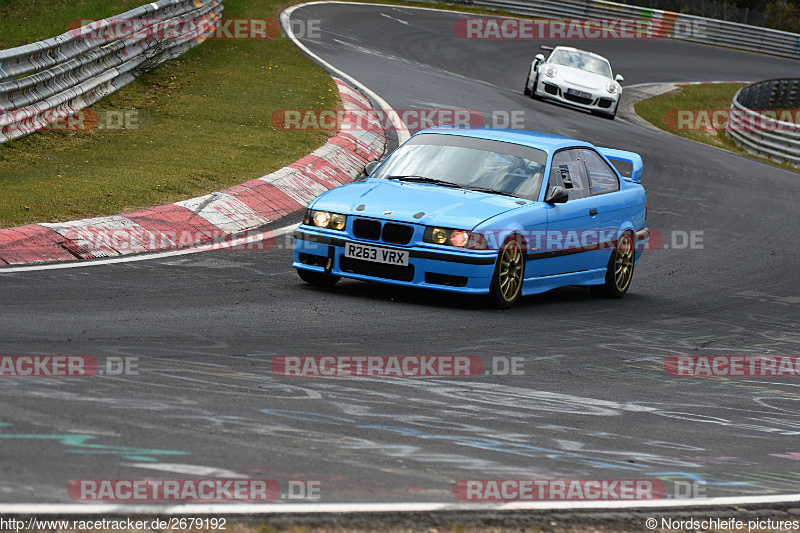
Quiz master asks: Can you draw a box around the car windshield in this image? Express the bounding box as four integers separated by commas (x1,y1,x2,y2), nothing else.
371,134,547,200
549,49,612,77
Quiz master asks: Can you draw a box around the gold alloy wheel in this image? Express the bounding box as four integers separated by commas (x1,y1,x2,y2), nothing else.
614,233,635,292
498,240,524,302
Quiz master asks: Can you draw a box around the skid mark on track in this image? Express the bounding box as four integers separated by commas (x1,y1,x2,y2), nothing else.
737,290,800,306
0,428,187,462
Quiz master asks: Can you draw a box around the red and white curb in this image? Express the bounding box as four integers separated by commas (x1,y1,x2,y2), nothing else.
0,79,385,265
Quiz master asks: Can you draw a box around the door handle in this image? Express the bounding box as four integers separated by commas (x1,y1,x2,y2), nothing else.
589,208,598,216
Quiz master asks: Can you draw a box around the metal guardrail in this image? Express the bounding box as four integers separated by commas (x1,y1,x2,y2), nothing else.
442,0,800,59
0,0,224,143
725,79,800,168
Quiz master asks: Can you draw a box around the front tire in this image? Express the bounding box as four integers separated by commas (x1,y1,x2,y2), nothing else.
488,238,525,309
590,232,635,298
525,64,541,100
593,100,618,120
523,65,534,96
297,268,340,287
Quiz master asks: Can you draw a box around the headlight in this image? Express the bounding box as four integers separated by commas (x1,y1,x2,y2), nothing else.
450,230,469,247
424,227,487,250
605,82,619,94
305,209,347,230
431,228,448,244
329,213,346,230
313,211,331,228
543,65,557,78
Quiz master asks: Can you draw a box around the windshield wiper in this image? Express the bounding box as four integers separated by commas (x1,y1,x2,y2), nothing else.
462,185,520,198
387,176,521,198
386,176,465,189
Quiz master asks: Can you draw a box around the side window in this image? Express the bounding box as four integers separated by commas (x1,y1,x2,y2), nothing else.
548,149,589,200
582,149,619,195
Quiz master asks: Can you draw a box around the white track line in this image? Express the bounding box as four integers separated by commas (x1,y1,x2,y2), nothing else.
282,2,410,145
2,493,800,514
0,224,299,273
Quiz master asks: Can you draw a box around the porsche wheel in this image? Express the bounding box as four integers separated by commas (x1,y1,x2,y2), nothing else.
297,268,340,287
523,65,534,96
488,238,525,309
591,231,635,298
593,100,618,120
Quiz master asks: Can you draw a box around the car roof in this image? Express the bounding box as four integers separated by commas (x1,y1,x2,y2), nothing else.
550,46,611,64
412,128,594,154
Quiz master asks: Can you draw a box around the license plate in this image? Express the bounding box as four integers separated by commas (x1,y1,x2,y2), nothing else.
345,243,409,266
567,88,592,99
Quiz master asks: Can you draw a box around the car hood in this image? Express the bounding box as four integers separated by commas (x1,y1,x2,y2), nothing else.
311,179,527,229
552,65,612,91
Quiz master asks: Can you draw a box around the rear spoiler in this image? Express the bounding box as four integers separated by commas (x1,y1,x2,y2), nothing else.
597,147,643,184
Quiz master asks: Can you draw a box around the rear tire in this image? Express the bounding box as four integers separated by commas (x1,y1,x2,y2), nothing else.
297,268,340,287
488,238,525,309
590,232,635,298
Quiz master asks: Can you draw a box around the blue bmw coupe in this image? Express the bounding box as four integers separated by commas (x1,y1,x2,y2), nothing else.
293,128,649,308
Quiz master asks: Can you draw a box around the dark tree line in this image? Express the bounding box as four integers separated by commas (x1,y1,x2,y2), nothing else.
623,0,800,32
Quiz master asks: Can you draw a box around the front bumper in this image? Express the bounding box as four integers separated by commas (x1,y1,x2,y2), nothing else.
293,229,498,294
535,78,619,113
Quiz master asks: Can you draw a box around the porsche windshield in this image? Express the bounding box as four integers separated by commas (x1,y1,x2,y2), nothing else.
549,50,612,78
372,134,547,200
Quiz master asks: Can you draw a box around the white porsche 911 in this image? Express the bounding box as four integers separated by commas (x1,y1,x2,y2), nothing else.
524,46,624,119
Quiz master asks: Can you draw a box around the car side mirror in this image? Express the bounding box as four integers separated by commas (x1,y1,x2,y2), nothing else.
535,53,545,62
545,186,568,204
364,160,382,176
615,74,624,83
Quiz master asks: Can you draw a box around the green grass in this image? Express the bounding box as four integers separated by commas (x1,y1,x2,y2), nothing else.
0,0,339,227
0,0,154,50
635,82,798,172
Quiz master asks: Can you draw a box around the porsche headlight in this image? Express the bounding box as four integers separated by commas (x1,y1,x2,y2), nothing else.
305,209,347,231
424,227,487,249
605,82,619,94
543,65,557,78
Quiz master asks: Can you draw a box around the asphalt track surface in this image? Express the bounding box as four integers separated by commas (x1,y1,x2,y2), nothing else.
1,2,800,506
